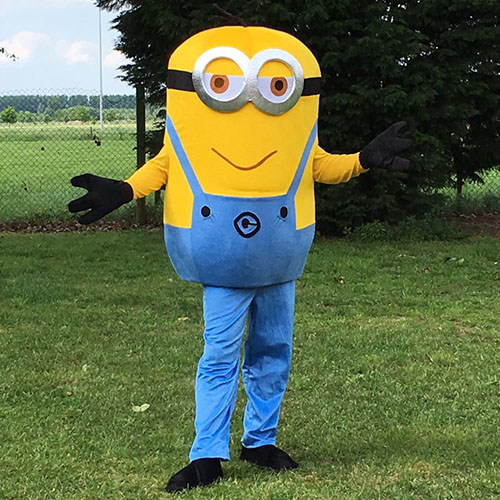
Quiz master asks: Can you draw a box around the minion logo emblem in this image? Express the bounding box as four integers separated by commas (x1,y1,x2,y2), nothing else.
234,212,261,238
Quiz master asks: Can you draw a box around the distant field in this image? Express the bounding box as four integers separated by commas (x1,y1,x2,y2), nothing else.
0,122,140,221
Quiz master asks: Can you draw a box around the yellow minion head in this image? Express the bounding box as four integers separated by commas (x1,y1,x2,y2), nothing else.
164,26,321,227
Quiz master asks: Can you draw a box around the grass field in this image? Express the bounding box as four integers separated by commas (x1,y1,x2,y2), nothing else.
0,122,139,221
1,230,499,499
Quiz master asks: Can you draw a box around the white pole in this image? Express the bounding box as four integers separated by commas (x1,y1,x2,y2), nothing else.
98,7,104,131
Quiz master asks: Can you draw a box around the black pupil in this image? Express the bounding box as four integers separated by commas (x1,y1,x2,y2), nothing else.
214,77,225,88
274,80,284,91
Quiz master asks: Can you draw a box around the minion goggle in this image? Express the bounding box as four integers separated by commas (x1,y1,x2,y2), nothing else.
167,47,321,115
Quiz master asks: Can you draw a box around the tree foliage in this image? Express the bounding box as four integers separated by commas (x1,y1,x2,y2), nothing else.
0,106,18,124
98,0,500,233
400,0,500,196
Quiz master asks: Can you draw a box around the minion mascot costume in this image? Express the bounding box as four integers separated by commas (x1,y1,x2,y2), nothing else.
69,26,410,492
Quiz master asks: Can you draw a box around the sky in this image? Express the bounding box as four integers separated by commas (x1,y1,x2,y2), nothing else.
0,0,134,95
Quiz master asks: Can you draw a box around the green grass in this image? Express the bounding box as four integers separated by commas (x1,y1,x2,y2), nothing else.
1,230,499,499
0,122,139,221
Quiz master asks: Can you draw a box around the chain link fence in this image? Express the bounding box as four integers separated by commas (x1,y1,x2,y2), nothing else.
439,169,500,213
0,89,160,223
0,90,499,224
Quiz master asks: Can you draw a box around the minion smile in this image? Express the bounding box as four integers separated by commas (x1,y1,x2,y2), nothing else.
211,148,278,171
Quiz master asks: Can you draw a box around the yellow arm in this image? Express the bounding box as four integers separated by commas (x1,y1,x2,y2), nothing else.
313,145,367,184
125,137,170,199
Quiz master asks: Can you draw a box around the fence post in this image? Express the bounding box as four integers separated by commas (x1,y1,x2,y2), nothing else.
136,84,147,225
456,170,464,199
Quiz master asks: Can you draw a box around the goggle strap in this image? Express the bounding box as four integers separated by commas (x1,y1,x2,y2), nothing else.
167,69,321,96
302,77,321,96
167,69,195,92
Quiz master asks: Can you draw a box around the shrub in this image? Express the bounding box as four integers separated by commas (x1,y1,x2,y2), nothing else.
17,111,36,123
67,106,95,122
345,214,463,242
1,106,17,123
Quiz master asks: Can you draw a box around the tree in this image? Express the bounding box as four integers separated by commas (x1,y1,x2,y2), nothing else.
17,111,36,123
0,106,18,123
53,109,70,122
47,95,69,111
399,0,500,197
68,95,89,107
68,106,92,122
98,0,500,233
104,108,121,121
36,103,46,117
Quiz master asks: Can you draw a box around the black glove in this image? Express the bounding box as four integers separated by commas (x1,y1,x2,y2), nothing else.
359,121,412,171
68,173,133,224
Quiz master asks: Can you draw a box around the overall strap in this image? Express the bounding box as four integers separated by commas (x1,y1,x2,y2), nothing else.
287,121,318,198
166,114,204,196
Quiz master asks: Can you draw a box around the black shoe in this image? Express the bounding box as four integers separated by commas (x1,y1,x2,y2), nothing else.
164,458,223,493
240,445,299,472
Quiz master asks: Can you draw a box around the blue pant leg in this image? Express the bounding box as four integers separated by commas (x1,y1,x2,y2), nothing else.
189,285,256,461
241,281,296,448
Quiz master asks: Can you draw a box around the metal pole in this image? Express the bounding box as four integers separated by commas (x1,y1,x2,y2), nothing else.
98,7,104,131
136,84,147,225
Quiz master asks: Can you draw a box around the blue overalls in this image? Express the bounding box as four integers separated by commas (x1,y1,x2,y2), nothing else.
164,115,317,460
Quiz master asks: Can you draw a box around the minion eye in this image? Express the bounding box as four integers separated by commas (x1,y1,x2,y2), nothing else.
190,46,313,114
203,73,246,102
257,77,295,103
247,49,304,115
192,47,250,112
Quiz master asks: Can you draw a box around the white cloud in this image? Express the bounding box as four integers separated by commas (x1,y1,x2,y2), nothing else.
61,41,94,64
0,31,95,66
103,50,129,69
0,3,134,94
0,31,51,63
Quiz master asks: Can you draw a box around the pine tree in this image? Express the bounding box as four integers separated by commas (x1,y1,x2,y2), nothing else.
98,0,500,233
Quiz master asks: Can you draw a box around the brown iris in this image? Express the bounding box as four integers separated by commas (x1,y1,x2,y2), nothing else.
210,74,229,94
271,77,288,96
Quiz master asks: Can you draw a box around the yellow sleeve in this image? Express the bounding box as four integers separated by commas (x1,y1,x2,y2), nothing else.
313,145,367,184
125,139,169,199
